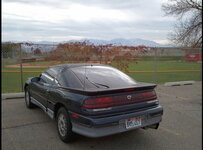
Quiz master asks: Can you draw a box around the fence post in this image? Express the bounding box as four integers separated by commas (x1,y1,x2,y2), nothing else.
200,48,202,81
20,44,24,92
153,47,157,84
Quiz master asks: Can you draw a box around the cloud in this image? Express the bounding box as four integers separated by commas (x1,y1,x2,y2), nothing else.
2,0,176,42
153,40,172,44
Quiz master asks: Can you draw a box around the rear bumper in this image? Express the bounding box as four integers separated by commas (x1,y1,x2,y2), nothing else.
70,105,163,138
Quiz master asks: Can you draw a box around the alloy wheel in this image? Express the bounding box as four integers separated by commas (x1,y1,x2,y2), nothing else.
58,113,67,137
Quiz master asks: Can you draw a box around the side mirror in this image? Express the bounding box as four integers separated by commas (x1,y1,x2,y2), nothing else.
31,77,40,82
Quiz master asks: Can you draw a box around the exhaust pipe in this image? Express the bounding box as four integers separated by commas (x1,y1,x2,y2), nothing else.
142,123,159,130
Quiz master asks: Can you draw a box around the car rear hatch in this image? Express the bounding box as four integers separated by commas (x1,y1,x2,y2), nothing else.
68,65,159,117
81,82,159,117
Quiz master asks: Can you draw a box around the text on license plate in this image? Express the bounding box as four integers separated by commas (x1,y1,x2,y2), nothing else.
125,116,141,129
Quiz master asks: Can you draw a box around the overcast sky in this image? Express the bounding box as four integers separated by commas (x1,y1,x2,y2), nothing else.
2,0,176,44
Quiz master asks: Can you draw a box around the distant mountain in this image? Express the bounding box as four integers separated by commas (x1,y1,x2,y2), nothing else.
62,38,166,47
30,41,59,45
7,38,173,47
6,38,175,53
109,38,162,47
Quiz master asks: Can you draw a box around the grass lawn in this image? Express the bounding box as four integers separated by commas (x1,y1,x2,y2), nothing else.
2,72,40,93
2,60,202,93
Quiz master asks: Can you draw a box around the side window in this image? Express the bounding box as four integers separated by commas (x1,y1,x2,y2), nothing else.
53,78,60,86
59,69,83,88
39,73,54,85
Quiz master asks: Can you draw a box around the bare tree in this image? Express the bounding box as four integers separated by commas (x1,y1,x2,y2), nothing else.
162,0,202,47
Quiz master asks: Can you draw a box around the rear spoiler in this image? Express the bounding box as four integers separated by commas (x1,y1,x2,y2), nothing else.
58,82,157,96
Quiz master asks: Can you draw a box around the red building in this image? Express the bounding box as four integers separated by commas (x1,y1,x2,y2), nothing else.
185,53,202,62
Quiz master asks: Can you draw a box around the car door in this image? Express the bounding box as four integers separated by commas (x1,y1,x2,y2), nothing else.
45,77,60,118
29,73,54,110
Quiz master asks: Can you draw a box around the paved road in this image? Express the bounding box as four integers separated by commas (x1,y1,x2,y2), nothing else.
2,82,202,150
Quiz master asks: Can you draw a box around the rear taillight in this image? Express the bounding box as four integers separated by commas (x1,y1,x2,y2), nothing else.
83,90,157,109
82,97,113,109
141,91,156,97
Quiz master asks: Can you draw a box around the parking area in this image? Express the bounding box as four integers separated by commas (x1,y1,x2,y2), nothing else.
2,82,202,150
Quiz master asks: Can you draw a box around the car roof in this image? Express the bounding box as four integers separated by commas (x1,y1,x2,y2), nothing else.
52,63,107,69
45,63,109,77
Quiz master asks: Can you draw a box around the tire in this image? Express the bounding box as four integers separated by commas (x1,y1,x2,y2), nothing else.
25,87,35,108
56,107,75,143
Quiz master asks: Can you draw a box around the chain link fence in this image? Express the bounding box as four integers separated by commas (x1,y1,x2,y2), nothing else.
2,42,202,93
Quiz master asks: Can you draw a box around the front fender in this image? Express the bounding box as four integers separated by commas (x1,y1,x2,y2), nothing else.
24,77,38,90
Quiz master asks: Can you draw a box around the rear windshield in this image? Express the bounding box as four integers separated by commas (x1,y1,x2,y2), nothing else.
70,66,137,89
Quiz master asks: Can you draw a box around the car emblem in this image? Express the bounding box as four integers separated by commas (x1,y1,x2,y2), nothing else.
127,95,132,100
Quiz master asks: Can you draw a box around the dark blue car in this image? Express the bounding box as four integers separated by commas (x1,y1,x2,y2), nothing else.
24,64,163,142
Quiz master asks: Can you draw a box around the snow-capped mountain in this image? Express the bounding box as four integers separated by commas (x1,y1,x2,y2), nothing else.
109,38,162,47
6,38,174,53
9,38,173,47
62,38,165,47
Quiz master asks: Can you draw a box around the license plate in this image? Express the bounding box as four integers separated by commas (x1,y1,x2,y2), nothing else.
125,116,141,129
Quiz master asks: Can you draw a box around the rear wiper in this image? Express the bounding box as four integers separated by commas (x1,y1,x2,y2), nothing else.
86,77,109,88
93,82,110,88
